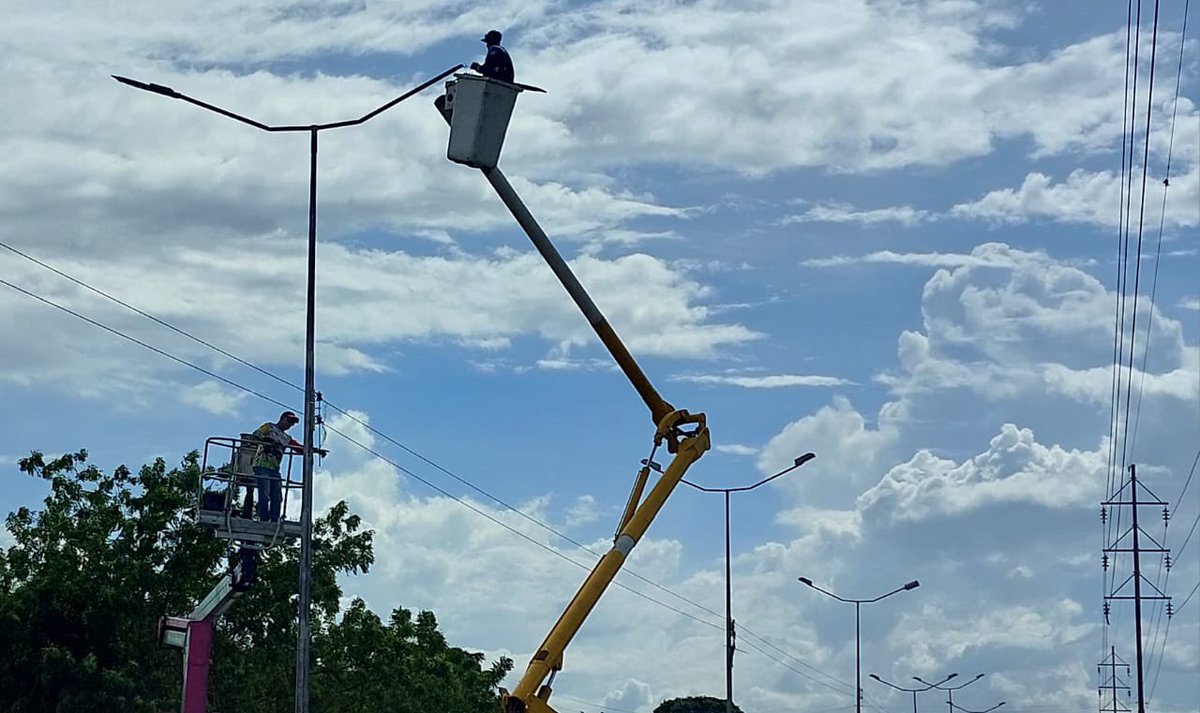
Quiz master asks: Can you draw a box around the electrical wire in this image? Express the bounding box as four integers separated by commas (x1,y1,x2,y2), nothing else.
737,638,855,698
0,239,304,397
1129,0,1189,455
0,276,296,413
550,692,638,713
0,245,859,695
1120,0,1161,482
0,270,722,634
0,238,726,624
735,628,856,694
322,420,728,633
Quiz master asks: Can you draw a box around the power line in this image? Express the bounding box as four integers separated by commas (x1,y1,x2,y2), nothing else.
1129,0,1191,455
551,692,638,713
735,627,855,695
1,238,730,621
0,239,304,397
321,420,725,633
0,276,296,413
738,638,857,699
0,241,855,692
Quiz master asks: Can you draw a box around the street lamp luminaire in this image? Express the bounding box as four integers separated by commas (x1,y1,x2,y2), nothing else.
869,672,957,713
915,672,986,713
114,65,461,713
797,577,921,713
670,452,816,713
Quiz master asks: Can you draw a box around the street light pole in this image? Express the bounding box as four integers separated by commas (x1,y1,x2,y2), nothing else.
114,65,461,713
679,452,817,713
870,672,957,713
916,672,985,713
797,577,921,713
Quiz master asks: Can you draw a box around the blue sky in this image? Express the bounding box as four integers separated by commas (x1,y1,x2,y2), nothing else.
1,1,1198,712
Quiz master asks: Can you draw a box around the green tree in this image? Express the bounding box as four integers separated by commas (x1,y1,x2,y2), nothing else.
0,449,510,713
654,696,744,713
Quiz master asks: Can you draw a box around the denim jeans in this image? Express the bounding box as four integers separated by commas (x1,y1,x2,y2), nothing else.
253,466,282,522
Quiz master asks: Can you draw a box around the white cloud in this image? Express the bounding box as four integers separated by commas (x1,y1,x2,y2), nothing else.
802,249,1021,269
895,599,1094,658
1180,297,1200,311
760,396,900,509
715,444,758,457
0,241,758,397
783,202,930,227
951,165,1200,228
565,495,601,529
673,374,853,389
859,423,1107,522
875,243,1194,405
178,380,249,416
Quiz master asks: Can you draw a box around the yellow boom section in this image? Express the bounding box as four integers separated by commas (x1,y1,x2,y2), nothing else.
475,166,710,713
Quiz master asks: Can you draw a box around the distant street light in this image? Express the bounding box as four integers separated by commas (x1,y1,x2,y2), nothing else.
115,64,460,713
797,577,921,713
870,672,957,713
916,672,986,713
675,452,817,713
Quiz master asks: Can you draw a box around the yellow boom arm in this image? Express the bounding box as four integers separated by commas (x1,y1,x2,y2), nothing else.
476,166,710,713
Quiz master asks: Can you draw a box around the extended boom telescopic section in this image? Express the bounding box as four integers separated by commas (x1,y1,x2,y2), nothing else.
438,75,710,713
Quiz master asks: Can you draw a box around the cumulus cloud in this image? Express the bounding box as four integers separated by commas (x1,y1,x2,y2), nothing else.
950,159,1200,229
759,396,900,508
875,243,1195,405
858,423,1107,522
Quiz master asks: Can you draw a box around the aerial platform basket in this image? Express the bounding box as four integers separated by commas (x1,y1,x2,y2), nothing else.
198,435,302,547
443,73,525,169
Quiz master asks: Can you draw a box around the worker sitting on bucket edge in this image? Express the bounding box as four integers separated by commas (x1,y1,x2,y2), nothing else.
435,29,515,123
472,30,514,83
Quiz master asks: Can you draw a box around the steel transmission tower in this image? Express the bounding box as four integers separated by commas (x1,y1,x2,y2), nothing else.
1101,464,1174,713
1096,647,1132,713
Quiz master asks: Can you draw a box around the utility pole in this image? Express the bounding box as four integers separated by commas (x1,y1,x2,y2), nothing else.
1102,463,1173,713
1097,647,1131,713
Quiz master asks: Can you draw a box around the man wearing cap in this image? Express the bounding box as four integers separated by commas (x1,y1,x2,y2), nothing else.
471,30,514,83
248,411,320,522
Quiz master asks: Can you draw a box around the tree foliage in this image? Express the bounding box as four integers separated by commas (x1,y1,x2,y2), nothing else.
0,449,511,712
654,696,744,713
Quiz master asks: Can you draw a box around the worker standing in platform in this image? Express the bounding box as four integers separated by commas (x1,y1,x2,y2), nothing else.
249,411,323,522
471,30,514,83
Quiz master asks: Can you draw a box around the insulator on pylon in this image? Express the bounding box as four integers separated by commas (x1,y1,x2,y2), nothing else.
1164,554,1171,570
1100,507,1107,523
1166,602,1174,619
1162,507,1169,523
1102,553,1109,570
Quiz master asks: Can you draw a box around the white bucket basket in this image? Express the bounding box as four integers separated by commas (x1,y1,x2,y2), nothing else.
445,73,523,169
